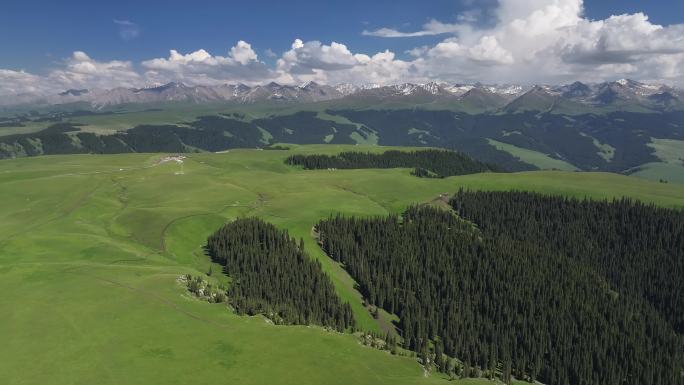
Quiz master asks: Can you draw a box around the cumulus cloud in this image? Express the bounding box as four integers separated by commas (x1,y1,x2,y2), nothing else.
141,41,275,85
559,13,684,65
275,39,418,85
264,48,278,58
1,0,684,98
278,39,360,74
48,51,141,89
361,0,684,85
0,52,141,97
427,36,513,65
0,69,47,96
230,41,259,65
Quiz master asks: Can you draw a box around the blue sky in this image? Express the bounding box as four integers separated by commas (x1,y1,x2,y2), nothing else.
1,0,684,93
1,0,682,72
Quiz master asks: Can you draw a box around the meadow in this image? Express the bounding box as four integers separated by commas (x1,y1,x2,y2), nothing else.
486,139,579,171
629,138,684,183
1,144,683,385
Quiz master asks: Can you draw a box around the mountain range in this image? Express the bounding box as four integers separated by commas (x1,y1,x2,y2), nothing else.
3,79,682,113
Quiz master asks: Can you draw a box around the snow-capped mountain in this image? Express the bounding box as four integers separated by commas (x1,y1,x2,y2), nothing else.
444,84,475,96
545,79,679,108
4,81,345,108
334,83,383,95
0,79,680,111
348,82,455,99
343,82,529,101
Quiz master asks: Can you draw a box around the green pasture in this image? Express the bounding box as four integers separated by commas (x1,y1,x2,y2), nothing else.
1,144,683,385
487,138,579,171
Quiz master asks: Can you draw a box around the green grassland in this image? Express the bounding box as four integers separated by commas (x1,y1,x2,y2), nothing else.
1,144,683,385
0,97,583,138
629,162,684,184
0,102,312,137
487,138,579,171
579,132,616,162
0,121,53,136
70,103,309,134
629,138,684,184
1,100,463,138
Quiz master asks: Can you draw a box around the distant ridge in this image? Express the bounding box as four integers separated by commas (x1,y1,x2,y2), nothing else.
1,79,682,112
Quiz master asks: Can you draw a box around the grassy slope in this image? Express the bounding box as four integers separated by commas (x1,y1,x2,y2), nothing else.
0,103,309,137
1,145,683,385
487,139,579,171
630,162,684,184
649,138,684,163
0,121,52,136
630,138,684,184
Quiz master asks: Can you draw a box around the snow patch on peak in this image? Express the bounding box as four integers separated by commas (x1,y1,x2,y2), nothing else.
299,81,319,89
419,82,442,95
445,84,475,96
396,83,418,95
334,83,357,95
487,85,526,95
360,83,382,90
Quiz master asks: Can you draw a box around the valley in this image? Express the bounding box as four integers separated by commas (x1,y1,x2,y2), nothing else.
1,99,683,183
5,1,684,383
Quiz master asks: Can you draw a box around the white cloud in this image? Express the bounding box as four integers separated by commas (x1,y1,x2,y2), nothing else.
388,0,684,85
0,52,141,97
141,41,274,85
275,39,418,85
114,19,140,41
363,19,465,38
358,0,684,85
0,69,47,96
427,36,513,65
278,39,359,73
1,0,684,98
264,48,277,58
48,51,141,89
230,41,259,65
559,13,684,65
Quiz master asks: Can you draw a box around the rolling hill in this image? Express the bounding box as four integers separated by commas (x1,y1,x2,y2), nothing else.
1,78,683,185
1,145,683,385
